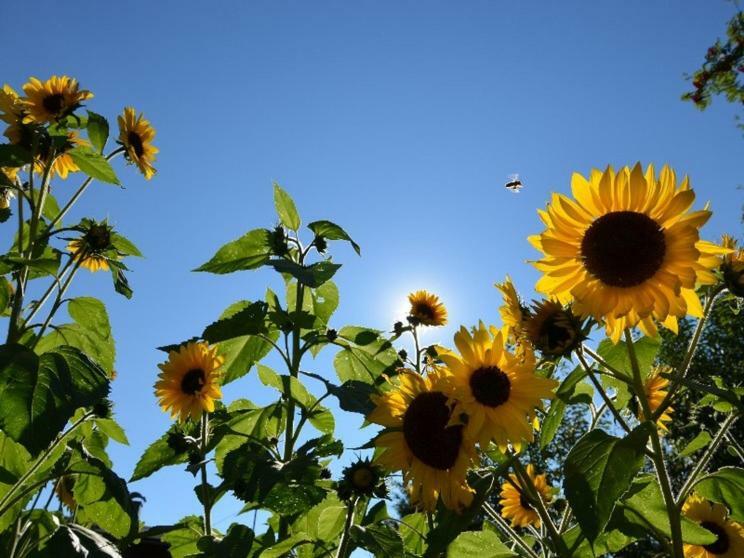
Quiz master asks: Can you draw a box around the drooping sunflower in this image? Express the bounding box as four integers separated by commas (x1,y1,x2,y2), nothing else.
155,341,223,422
117,107,158,179
523,299,584,358
368,369,476,511
407,290,448,326
720,234,744,298
682,494,744,557
438,323,557,450
637,366,674,433
499,464,554,528
0,84,24,143
67,221,117,272
34,131,88,179
530,164,729,342
22,76,93,124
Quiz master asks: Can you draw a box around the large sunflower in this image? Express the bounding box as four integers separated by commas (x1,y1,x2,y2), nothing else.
682,494,744,557
155,342,223,422
499,464,553,528
438,323,557,450
637,366,674,433
22,76,93,124
117,107,158,179
67,221,116,272
408,290,448,326
368,369,476,511
0,84,24,143
530,164,729,342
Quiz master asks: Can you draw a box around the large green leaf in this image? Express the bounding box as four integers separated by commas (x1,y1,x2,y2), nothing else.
560,520,636,558
679,431,712,457
694,467,744,522
0,344,109,454
68,146,120,185
269,259,341,288
540,399,565,449
400,512,428,555
202,301,268,342
447,530,516,557
0,430,32,532
160,515,203,558
31,524,122,557
307,220,361,255
273,183,301,231
130,423,195,482
0,276,12,315
563,424,650,541
333,326,399,384
292,494,347,544
0,144,32,167
200,523,255,557
350,523,403,556
36,297,115,375
86,111,109,153
595,336,660,380
194,228,271,274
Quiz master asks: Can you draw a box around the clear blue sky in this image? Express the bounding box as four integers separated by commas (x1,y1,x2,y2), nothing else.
3,0,742,531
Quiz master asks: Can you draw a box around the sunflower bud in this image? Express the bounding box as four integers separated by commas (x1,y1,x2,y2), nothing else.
313,235,328,253
326,328,338,342
397,349,408,361
393,321,404,335
92,398,114,419
269,226,289,256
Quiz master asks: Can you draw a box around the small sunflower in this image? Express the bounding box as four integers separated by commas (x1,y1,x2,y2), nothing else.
407,290,448,326
637,366,674,433
368,369,476,511
0,84,24,143
117,107,158,179
336,457,387,500
22,76,93,124
530,164,729,342
682,494,744,557
523,299,584,358
438,323,557,450
67,221,116,272
155,341,223,422
55,476,77,510
34,131,88,179
499,464,553,528
496,276,527,340
1,168,18,210
720,235,744,298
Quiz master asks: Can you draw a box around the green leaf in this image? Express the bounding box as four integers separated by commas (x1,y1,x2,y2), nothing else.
273,182,301,231
307,220,361,255
560,519,636,558
269,259,341,288
695,467,744,522
203,524,254,557
68,146,120,185
217,328,277,385
258,365,315,407
160,515,204,558
0,144,32,167
213,402,284,473
400,512,429,555
292,494,346,542
110,232,142,257
0,430,32,533
202,301,268,342
0,344,109,454
350,524,403,556
540,399,565,449
86,111,109,153
333,327,399,384
555,365,586,402
0,276,11,315
32,524,122,558
308,406,335,435
36,297,115,375
563,424,651,541
447,530,516,557
194,228,271,274
679,431,712,457
259,533,311,558
596,336,660,380
130,423,195,481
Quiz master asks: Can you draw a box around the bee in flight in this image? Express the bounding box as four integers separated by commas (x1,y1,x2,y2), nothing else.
505,173,523,193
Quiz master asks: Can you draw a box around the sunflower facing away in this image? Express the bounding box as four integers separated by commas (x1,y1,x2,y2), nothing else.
118,107,158,179
34,131,88,179
530,164,729,342
408,290,448,326
0,84,24,143
637,366,674,433
720,234,744,298
67,221,116,272
438,323,557,450
523,299,584,358
22,76,93,124
155,341,223,422
682,494,744,558
499,464,553,528
368,369,476,511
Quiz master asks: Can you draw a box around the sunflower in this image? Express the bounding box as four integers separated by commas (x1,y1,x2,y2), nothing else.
117,107,158,179
407,290,448,326
22,76,93,124
67,221,116,272
336,457,387,500
495,277,537,365
34,131,88,179
530,164,729,342
499,464,553,528
155,341,223,422
0,84,24,143
637,366,674,433
682,494,744,557
438,323,557,450
368,369,476,511
1,167,18,210
720,235,744,297
523,299,584,358
54,476,77,510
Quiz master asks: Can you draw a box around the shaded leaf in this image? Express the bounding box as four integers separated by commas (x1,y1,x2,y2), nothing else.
68,146,120,185
307,220,361,255
194,228,271,274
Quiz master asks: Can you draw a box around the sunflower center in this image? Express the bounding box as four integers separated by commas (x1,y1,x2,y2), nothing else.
469,367,511,407
43,93,65,116
413,303,435,320
351,467,374,489
538,314,575,354
581,211,666,287
519,493,533,510
403,391,463,470
85,225,111,251
181,368,206,395
701,521,730,554
128,131,145,157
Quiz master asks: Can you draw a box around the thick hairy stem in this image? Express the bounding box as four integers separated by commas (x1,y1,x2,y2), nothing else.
483,502,541,558
625,329,683,558
676,413,738,507
334,498,357,558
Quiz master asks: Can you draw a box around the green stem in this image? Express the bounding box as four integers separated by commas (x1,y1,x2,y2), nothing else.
411,325,422,373
23,256,75,326
577,350,632,434
200,413,212,537
0,411,93,519
334,498,357,558
625,329,683,558
581,345,633,386
31,258,82,347
483,502,541,558
676,413,738,507
724,430,744,462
